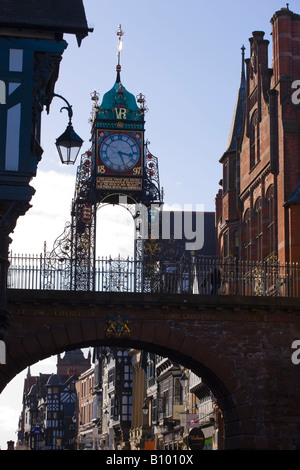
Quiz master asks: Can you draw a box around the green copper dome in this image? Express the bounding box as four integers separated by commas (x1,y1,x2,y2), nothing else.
100,80,140,112
96,65,144,128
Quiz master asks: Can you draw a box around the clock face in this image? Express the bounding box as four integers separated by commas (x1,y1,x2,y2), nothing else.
100,133,140,173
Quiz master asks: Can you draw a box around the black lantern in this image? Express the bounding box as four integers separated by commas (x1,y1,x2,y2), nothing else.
53,93,83,165
142,401,148,415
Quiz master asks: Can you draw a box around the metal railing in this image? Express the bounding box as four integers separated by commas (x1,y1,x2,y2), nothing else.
7,253,300,297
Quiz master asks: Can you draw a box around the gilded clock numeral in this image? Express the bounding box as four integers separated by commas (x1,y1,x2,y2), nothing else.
97,165,106,173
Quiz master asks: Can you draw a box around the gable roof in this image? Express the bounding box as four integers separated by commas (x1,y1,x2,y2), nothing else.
0,0,92,45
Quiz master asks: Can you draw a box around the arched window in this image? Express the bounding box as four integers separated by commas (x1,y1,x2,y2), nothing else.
266,185,275,256
249,110,260,169
234,230,239,256
253,198,263,261
243,209,251,261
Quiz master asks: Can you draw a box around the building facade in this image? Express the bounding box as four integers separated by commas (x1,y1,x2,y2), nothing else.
17,347,223,450
76,347,133,450
129,352,221,451
216,6,300,272
0,0,90,341
75,366,95,450
16,349,90,450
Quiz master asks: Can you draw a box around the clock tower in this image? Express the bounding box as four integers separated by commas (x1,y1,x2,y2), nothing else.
92,25,152,206
50,26,162,290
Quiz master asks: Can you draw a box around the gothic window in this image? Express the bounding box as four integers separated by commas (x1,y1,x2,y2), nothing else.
266,185,276,256
250,110,260,169
234,230,239,256
223,231,229,258
243,209,251,261
254,198,263,261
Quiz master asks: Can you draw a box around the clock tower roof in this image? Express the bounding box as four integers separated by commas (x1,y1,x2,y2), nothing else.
96,66,144,127
99,75,140,113
95,26,145,128
96,25,144,124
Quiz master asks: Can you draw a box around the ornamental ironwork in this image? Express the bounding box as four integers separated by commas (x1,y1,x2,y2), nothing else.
7,253,300,298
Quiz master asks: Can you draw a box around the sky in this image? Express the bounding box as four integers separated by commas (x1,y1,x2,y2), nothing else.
0,0,293,449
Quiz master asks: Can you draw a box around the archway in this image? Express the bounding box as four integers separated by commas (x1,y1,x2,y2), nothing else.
96,202,135,259
1,337,235,451
3,289,300,450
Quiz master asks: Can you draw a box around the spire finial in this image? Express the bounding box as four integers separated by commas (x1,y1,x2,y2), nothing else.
116,25,124,82
241,44,245,81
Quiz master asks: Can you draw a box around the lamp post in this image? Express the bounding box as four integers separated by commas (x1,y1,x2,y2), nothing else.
53,93,83,165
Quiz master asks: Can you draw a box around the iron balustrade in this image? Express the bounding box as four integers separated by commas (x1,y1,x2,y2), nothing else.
7,253,299,297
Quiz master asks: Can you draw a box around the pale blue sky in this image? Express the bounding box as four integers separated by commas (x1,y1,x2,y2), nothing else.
38,0,286,211
1,0,295,449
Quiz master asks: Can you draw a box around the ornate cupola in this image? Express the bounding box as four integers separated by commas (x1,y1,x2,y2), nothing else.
47,25,162,291
90,26,149,205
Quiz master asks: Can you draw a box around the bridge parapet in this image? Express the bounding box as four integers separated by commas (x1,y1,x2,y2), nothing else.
7,253,299,297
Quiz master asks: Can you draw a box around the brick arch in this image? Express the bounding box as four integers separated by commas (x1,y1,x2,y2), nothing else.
1,289,300,449
2,320,241,449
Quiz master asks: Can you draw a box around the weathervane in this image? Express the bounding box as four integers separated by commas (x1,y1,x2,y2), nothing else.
116,24,124,67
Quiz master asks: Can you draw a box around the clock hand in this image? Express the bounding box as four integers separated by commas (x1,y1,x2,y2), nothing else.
118,151,133,157
118,151,126,166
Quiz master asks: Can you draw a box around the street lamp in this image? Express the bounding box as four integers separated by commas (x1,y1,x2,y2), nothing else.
53,93,83,165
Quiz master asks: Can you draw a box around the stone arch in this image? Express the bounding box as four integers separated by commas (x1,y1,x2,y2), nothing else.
6,336,241,449
3,289,300,449
0,303,242,449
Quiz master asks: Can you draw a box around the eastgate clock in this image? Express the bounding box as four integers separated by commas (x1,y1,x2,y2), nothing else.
100,133,140,173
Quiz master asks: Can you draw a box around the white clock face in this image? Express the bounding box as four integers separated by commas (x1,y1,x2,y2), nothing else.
100,133,140,172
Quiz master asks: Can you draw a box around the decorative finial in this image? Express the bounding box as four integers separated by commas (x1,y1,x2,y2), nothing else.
241,44,246,81
116,24,124,81
117,25,124,62
90,90,99,122
91,90,99,104
136,92,148,113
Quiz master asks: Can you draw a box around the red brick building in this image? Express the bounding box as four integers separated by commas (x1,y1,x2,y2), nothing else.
216,6,300,267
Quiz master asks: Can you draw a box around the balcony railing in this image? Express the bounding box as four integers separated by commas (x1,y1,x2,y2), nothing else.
7,253,299,297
